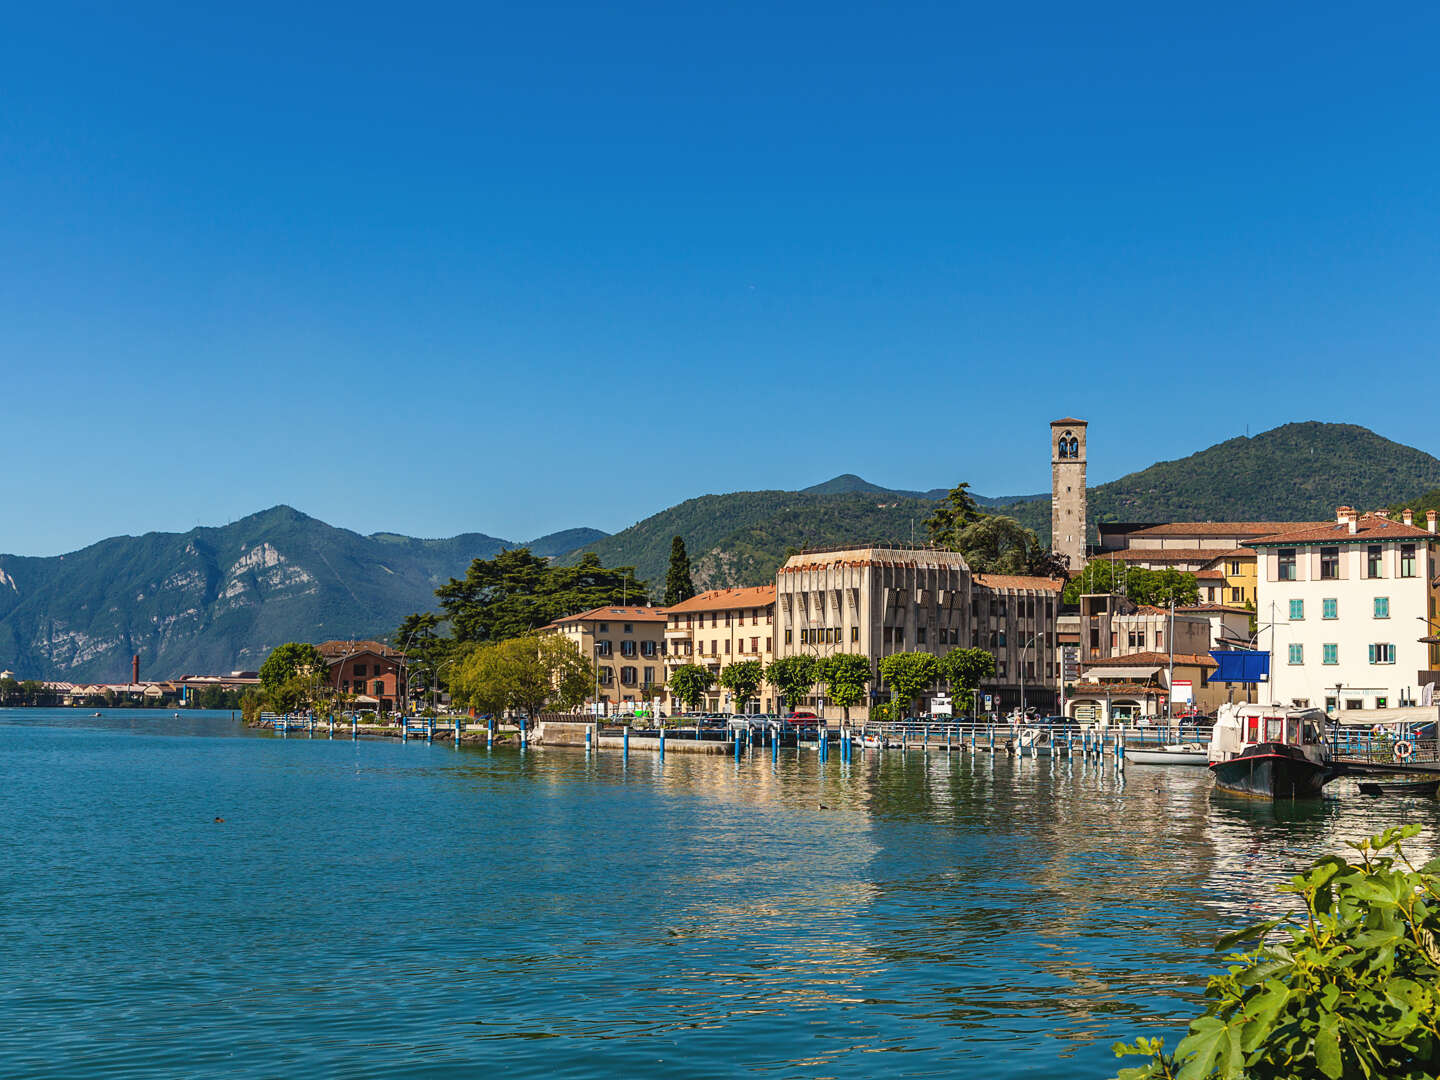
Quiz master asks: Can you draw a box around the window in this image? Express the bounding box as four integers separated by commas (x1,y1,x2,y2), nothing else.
1320,547,1339,579
598,666,614,685
1229,560,1242,575
850,627,858,642
998,631,1007,648
598,623,608,633
596,641,612,657
624,623,633,634
1230,587,1243,603
917,627,927,644
1401,545,1416,578
766,637,772,651
641,641,655,657
1368,643,1396,664
373,680,385,696
1367,545,1384,578
724,640,731,654
353,664,367,677
1322,643,1338,665
751,637,758,653
620,641,636,658
784,630,792,644
643,667,654,685
724,613,731,626
1322,598,1337,620
1288,643,1304,665
1278,549,1297,580
1289,599,1304,621
620,666,638,685
1374,597,1390,619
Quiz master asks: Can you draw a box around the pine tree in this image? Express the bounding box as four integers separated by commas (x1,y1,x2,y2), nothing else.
664,536,696,606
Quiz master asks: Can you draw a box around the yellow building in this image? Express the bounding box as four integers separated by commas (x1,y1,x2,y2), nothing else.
663,586,777,712
1197,549,1258,607
544,604,670,714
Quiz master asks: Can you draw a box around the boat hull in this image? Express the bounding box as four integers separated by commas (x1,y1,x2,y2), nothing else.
1210,743,1331,799
1128,749,1208,766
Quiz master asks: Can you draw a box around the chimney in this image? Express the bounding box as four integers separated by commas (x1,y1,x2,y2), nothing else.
1335,505,1352,525
1348,512,1358,535
1429,510,1437,535
1404,508,1415,526
132,654,140,684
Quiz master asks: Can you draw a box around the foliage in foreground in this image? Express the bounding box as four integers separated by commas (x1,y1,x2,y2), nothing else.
1113,824,1440,1080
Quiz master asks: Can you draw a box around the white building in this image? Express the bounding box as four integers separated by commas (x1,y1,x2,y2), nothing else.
1250,507,1440,713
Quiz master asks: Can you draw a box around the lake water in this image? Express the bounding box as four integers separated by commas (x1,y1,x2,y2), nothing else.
1,709,1435,1078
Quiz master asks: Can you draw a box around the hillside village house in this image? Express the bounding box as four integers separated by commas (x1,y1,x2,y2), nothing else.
1250,508,1440,713
543,605,669,714
663,586,776,712
317,639,407,712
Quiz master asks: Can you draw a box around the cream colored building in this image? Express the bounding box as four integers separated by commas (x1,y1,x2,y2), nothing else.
663,586,776,712
544,604,669,713
1251,507,1440,713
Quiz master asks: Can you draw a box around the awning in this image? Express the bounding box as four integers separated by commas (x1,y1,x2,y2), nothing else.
353,694,380,704
1333,706,1439,727
1087,666,1161,681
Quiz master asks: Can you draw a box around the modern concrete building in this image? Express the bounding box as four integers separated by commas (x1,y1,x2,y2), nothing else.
1250,507,1440,713
1050,418,1088,573
773,546,1062,720
663,586,776,711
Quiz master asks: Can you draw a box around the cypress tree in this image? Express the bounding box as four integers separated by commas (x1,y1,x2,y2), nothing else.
664,536,696,606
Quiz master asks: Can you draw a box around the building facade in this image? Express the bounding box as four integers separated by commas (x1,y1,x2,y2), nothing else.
772,546,1061,720
663,586,777,711
544,605,670,713
318,639,408,712
1050,418,1088,573
1250,508,1440,712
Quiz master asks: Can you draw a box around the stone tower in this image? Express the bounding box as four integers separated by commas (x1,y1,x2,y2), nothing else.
1050,418,1088,573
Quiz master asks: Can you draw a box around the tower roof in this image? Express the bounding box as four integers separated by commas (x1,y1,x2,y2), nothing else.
1051,417,1088,426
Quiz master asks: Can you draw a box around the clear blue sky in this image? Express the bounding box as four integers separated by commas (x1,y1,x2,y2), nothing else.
4,2,1438,555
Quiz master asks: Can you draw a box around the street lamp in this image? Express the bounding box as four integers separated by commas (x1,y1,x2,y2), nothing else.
1018,632,1045,719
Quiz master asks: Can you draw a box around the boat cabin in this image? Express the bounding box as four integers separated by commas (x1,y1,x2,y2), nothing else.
1209,703,1328,761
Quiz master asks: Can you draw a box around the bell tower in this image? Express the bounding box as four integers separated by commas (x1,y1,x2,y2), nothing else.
1050,418,1088,573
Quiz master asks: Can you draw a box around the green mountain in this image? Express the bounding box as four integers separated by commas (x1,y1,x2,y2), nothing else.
988,422,1440,541
562,422,1440,587
0,509,607,681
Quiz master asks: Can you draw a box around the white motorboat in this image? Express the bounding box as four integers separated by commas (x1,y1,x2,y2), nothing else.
1018,727,1053,756
852,734,890,751
1127,741,1209,766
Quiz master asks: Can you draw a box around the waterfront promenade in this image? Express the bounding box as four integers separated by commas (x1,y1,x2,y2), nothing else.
3,707,1435,1078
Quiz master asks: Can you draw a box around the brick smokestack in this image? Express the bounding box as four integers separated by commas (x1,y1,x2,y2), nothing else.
132,654,139,684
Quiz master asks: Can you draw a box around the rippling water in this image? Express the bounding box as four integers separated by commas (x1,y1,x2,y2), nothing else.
1,709,1436,1078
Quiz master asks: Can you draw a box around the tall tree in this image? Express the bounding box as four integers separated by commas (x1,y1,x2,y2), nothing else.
877,652,941,716
664,536,696,606
435,548,649,644
718,660,764,713
1061,561,1198,607
938,647,997,716
448,634,592,727
669,664,714,711
924,482,982,548
259,642,329,691
766,655,817,713
818,653,871,723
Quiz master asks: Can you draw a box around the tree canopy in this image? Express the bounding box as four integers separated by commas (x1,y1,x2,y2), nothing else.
718,660,764,712
766,655,817,712
1062,561,1199,607
664,536,696,606
259,642,329,691
448,634,591,725
435,548,649,644
818,653,871,720
938,647,996,711
669,664,714,710
927,481,1068,578
878,652,940,712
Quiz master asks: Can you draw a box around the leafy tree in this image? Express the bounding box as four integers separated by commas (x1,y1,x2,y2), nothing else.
877,652,940,715
1113,823,1440,1080
0,676,18,705
938,647,997,715
951,515,1048,574
259,642,329,691
19,680,44,705
718,660,764,713
818,653,871,722
664,536,696,606
925,481,982,547
448,634,592,727
1062,561,1199,607
767,655,817,713
393,611,455,708
669,664,714,711
436,548,649,644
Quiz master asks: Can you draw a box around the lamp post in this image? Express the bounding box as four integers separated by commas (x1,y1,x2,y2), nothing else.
1018,632,1045,719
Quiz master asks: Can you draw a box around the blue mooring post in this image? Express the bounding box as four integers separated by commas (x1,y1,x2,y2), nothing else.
402,719,408,743
988,725,994,753
351,714,358,740
734,731,741,762
1117,729,1126,767
772,728,779,763
427,718,434,743
585,726,592,756
623,725,630,760
659,725,666,760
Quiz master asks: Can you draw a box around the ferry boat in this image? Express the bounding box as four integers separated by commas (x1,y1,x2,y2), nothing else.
1206,703,1334,799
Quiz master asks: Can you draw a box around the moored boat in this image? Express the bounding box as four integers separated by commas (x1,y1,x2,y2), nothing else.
1127,741,1208,766
1357,778,1440,798
1018,727,1053,756
1207,703,1334,799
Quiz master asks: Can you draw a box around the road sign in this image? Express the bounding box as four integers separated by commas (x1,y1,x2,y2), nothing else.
1170,680,1194,704
983,694,992,711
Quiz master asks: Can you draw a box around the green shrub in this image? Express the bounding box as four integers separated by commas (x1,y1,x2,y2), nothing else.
1113,824,1440,1079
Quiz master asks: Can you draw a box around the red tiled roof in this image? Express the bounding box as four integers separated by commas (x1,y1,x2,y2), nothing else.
1088,548,1220,564
973,574,1064,592
1194,569,1225,580
553,605,670,623
1051,417,1088,425
664,586,775,614
1082,651,1218,669
1245,513,1436,546
1126,522,1324,539
316,639,404,658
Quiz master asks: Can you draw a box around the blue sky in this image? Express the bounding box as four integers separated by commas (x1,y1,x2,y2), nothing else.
4,2,1438,555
